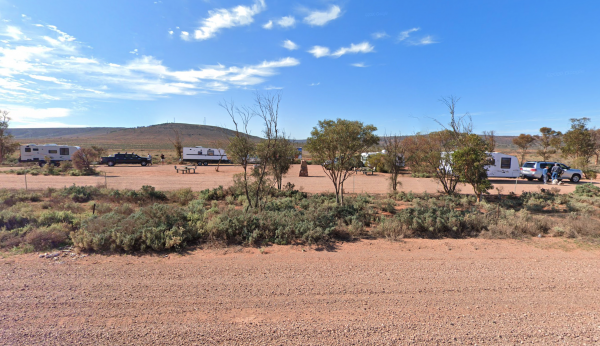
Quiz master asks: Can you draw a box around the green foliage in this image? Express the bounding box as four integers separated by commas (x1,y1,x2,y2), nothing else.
573,183,600,197
452,134,492,202
306,118,379,204
562,118,594,168
0,110,19,165
366,153,387,173
512,133,537,164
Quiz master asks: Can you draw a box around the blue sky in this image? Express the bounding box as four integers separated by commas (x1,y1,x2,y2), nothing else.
0,0,599,138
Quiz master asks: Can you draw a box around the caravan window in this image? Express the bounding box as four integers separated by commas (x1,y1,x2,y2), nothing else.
197,150,203,155
500,158,511,169
48,150,58,154
207,149,214,156
486,157,496,166
33,148,39,151
60,148,69,155
25,148,31,153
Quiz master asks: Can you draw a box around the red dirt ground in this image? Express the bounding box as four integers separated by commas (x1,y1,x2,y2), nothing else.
1,239,599,345
0,164,588,195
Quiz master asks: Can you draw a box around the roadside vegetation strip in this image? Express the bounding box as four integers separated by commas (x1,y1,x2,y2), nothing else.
1,183,600,255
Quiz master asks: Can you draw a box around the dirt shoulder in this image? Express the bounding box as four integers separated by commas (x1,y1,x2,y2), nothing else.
0,164,588,195
1,239,599,345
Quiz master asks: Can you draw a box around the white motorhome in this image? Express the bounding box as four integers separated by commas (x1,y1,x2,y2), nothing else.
361,150,405,167
485,152,520,178
182,146,229,165
19,144,80,166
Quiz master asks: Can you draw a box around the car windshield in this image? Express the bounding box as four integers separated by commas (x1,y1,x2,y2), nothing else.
523,162,535,168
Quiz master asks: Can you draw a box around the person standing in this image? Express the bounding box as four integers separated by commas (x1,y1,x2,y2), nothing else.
160,153,165,165
551,163,560,183
147,153,152,166
542,165,549,184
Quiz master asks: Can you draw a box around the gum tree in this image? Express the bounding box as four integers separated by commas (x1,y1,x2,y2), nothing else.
512,134,537,164
537,127,562,161
306,119,379,205
452,134,492,202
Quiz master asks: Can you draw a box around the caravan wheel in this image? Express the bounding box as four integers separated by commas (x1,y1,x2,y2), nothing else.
203,161,208,166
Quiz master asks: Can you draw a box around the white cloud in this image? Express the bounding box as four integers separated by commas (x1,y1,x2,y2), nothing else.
264,85,283,90
398,27,419,41
350,62,368,68
188,0,266,40
262,20,273,29
372,31,388,39
309,82,320,86
282,39,298,50
129,48,139,55
168,30,174,35
303,5,341,26
180,31,190,40
6,106,73,127
277,16,296,28
0,20,301,103
412,35,437,45
331,41,374,58
1,26,27,41
308,46,330,58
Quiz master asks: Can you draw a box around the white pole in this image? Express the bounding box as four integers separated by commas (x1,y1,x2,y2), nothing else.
24,172,27,190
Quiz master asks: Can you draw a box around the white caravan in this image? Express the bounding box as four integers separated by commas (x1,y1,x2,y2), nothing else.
485,152,520,178
182,146,228,165
441,152,520,178
19,144,80,166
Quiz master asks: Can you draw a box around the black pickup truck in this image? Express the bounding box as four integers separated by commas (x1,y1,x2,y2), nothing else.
100,153,150,166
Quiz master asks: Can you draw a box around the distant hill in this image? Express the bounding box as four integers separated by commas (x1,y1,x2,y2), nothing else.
8,123,263,150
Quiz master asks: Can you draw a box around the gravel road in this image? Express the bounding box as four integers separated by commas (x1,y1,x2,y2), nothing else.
2,239,599,345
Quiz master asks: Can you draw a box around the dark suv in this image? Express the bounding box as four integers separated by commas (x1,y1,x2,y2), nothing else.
100,153,150,166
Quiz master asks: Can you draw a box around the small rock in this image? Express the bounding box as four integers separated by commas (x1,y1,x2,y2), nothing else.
38,254,45,258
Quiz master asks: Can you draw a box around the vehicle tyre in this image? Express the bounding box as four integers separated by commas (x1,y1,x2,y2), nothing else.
107,161,115,167
526,177,533,181
203,161,208,166
538,177,544,182
141,161,147,166
38,162,45,167
571,174,581,183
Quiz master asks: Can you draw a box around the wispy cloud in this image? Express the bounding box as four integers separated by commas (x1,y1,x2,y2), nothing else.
264,85,283,90
309,82,320,86
186,0,266,40
398,27,419,41
308,46,330,58
5,106,83,127
129,48,139,55
331,42,374,58
411,35,437,45
308,42,374,58
262,20,273,29
371,31,388,39
350,62,368,68
277,16,296,28
303,5,342,26
282,39,298,50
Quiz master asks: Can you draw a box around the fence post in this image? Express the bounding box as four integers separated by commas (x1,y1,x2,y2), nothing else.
24,172,27,191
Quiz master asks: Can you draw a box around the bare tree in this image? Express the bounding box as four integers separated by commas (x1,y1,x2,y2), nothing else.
483,130,496,153
0,110,19,164
211,139,227,172
169,128,184,162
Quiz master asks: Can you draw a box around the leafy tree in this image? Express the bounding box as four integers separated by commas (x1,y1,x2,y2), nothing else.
562,118,594,168
536,127,562,161
72,148,101,175
306,119,379,205
366,153,387,172
452,134,492,202
482,130,496,153
590,129,600,165
382,135,405,191
512,134,537,164
264,136,296,190
0,110,19,164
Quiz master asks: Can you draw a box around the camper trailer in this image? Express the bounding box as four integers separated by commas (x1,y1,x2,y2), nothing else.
182,147,228,165
485,152,520,178
442,152,520,178
19,144,80,166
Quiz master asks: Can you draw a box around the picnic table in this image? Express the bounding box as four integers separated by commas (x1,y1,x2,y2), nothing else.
357,167,375,175
174,165,197,174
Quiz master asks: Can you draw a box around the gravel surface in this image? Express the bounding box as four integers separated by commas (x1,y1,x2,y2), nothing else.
0,164,582,194
1,239,599,345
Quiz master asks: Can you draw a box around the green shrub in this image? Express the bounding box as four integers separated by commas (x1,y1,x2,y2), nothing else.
573,183,600,197
169,188,195,206
24,223,71,250
200,186,226,201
